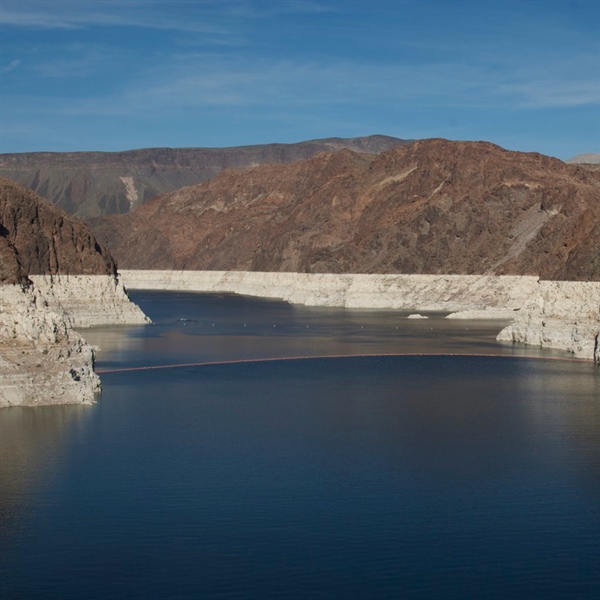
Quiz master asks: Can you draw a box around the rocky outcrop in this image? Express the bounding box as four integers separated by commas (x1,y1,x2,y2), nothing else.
497,281,600,362
0,275,147,408
91,139,600,281
1,179,149,407
29,274,149,328
0,177,117,278
0,283,100,407
0,135,408,218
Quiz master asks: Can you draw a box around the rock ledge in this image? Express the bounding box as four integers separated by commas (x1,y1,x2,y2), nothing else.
0,275,149,408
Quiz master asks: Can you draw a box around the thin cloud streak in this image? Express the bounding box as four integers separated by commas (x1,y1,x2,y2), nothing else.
1,0,597,157
8,60,593,129
0,0,336,33
61,53,598,116
29,45,125,78
2,59,21,73
0,1,231,34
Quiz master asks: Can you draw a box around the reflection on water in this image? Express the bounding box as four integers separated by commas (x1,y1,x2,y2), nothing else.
1,291,598,600
0,404,91,544
75,325,146,359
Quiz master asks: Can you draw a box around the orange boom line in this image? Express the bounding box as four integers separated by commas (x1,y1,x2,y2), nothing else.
96,352,592,375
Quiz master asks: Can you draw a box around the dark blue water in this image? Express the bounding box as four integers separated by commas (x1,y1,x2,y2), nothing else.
1,291,599,599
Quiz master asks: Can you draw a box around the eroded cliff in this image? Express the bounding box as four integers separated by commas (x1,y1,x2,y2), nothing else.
0,283,100,406
0,179,148,407
497,281,600,362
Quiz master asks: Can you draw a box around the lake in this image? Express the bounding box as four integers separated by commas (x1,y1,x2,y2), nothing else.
1,290,599,599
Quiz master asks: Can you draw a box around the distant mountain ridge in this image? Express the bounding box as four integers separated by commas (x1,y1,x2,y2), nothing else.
89,139,600,281
0,135,409,218
567,153,600,164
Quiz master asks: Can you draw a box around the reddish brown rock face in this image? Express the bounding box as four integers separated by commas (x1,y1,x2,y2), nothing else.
0,178,116,284
0,135,408,218
89,139,600,281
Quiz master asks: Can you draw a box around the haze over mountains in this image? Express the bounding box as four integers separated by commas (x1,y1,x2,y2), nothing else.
566,154,600,174
0,135,408,219
89,139,600,281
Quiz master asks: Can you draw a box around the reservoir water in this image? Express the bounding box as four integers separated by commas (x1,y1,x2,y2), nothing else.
1,291,599,599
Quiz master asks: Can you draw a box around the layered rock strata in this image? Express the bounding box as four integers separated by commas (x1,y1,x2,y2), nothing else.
0,276,147,407
0,283,100,407
120,270,539,312
29,274,149,328
497,281,600,362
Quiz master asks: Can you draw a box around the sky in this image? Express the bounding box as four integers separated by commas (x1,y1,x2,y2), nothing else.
0,0,598,160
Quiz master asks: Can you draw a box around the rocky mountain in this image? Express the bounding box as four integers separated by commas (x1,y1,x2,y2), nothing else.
0,178,147,407
0,135,408,219
0,177,116,284
90,139,600,281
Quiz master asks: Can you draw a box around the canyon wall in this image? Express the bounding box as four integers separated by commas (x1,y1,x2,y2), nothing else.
497,281,600,362
120,270,539,312
92,140,600,282
1,178,149,407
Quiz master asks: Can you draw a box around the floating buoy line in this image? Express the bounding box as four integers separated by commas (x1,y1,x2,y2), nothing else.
96,351,592,375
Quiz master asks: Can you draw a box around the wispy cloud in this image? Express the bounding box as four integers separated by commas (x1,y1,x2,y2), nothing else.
31,44,124,78
2,59,21,73
0,0,230,34
18,49,595,123
106,52,600,112
500,80,599,109
1,0,597,156
1,0,339,34
217,0,337,18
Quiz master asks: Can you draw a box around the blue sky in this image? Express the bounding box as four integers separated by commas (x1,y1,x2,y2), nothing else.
0,0,598,159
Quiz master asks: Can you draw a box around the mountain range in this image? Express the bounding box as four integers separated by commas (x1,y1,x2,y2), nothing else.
88,139,600,281
0,135,408,219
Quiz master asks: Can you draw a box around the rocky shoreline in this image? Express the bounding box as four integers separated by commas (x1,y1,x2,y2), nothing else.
3,270,596,408
497,280,600,363
121,270,600,363
0,275,149,408
29,274,149,328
